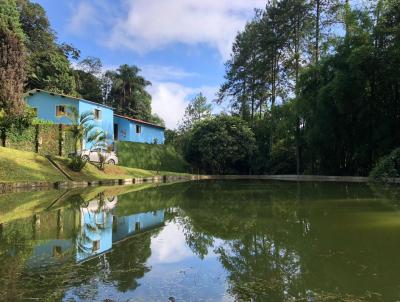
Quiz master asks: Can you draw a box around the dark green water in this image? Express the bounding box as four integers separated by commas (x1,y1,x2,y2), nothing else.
1,180,400,301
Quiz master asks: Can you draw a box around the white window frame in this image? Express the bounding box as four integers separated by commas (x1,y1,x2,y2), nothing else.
136,125,142,134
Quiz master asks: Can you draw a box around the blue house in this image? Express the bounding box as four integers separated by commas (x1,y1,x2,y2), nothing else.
114,114,165,144
25,89,114,147
24,89,165,146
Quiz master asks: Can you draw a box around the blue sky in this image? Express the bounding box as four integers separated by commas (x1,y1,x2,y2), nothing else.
33,0,265,128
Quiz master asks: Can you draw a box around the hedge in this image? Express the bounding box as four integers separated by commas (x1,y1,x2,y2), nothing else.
2,124,74,156
116,141,190,173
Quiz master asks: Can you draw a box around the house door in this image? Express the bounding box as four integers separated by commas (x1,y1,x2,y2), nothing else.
114,123,118,140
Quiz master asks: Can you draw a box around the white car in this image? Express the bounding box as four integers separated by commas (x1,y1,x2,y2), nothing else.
79,147,119,165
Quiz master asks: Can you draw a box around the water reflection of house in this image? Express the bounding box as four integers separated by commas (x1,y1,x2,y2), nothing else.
25,210,76,268
76,196,117,262
22,195,165,265
112,210,165,243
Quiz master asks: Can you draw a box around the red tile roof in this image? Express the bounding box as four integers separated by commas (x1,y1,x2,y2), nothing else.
114,114,165,129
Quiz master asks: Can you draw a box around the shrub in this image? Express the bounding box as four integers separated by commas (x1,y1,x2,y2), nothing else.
185,115,256,174
68,156,86,172
370,148,400,182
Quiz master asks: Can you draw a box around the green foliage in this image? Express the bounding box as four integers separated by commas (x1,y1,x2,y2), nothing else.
0,0,25,39
67,155,86,172
66,106,106,153
370,148,400,182
73,57,102,102
5,123,36,151
0,0,26,118
216,0,400,176
16,0,54,52
106,64,152,120
148,113,165,127
27,49,76,95
32,118,54,125
116,141,189,173
15,0,78,95
179,93,212,130
185,115,256,174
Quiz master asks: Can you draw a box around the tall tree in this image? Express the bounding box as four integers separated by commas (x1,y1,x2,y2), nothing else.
16,0,78,95
180,93,212,130
0,0,26,117
107,64,152,120
74,57,103,102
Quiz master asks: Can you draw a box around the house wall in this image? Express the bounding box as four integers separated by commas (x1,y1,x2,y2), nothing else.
76,209,113,262
26,92,78,125
114,116,165,144
112,210,165,243
78,100,114,144
25,92,114,148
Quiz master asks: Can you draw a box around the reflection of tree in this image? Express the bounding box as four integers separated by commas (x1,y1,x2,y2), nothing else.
0,220,35,301
176,214,214,259
216,235,306,301
105,231,154,292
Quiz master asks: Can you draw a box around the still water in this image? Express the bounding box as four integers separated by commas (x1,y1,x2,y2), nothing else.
1,180,400,301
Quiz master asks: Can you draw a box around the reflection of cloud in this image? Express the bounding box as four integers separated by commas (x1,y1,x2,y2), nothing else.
149,222,193,263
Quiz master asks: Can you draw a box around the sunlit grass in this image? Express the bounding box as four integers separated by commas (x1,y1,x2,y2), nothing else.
54,156,188,181
0,147,67,182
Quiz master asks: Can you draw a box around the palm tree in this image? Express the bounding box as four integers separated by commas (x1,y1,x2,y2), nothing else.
66,106,105,154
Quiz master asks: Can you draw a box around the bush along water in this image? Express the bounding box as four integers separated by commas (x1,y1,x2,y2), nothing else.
370,148,400,182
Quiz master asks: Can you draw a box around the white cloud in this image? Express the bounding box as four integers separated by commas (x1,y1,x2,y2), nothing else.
109,0,265,59
67,1,99,34
141,65,199,82
149,81,218,129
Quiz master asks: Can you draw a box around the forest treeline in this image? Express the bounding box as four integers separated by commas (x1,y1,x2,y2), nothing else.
168,0,400,176
0,0,163,124
221,0,400,176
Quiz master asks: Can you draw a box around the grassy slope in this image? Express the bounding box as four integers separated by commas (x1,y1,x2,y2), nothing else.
0,147,188,183
54,157,187,181
0,147,67,182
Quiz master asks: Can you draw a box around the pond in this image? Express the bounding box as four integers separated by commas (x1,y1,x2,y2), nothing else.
0,180,400,301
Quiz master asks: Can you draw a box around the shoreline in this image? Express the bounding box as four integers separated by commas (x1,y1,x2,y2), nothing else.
1,174,399,194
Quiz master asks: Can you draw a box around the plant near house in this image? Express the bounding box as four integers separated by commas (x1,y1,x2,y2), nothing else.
68,155,86,172
66,106,104,154
66,106,106,172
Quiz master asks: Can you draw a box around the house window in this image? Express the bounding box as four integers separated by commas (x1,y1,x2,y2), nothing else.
56,105,66,117
94,109,102,120
92,240,100,252
136,125,142,134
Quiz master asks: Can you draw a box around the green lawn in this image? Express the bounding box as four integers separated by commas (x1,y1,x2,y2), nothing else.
0,147,67,182
0,147,189,183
